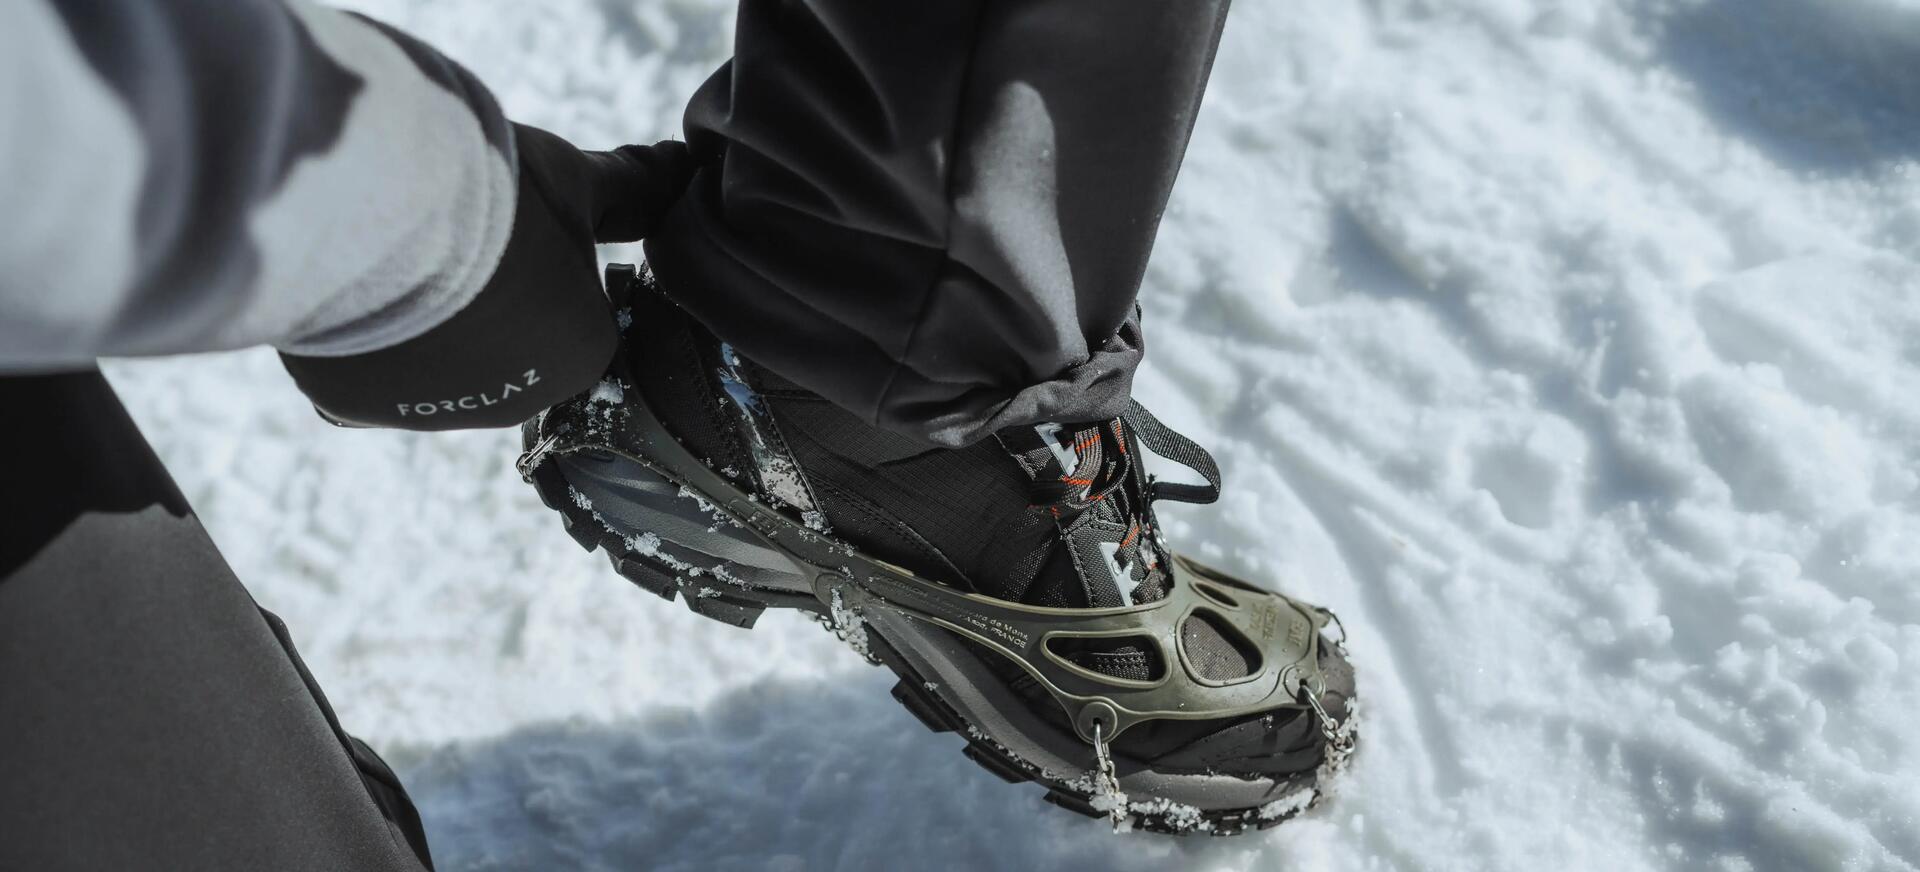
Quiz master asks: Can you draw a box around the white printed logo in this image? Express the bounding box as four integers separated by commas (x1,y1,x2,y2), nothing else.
1034,423,1079,472
1099,541,1141,607
396,369,541,417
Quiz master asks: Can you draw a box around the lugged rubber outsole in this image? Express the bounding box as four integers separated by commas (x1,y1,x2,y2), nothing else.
524,438,1345,836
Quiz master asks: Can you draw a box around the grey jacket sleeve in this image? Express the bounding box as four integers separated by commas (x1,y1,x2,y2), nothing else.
0,0,518,370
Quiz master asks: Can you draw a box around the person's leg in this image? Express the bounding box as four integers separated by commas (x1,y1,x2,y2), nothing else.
645,0,1231,446
529,3,1356,834
0,372,431,872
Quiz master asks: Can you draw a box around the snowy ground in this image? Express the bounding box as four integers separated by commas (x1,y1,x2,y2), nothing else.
105,0,1920,869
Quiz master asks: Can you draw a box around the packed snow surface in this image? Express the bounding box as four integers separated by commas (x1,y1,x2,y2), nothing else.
106,0,1920,869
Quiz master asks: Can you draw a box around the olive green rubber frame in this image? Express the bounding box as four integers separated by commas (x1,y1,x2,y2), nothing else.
844,553,1333,743
528,361,1334,745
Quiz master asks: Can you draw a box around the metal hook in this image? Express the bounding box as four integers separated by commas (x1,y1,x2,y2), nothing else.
516,431,560,483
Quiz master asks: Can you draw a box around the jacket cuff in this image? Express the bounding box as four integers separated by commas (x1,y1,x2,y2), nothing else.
279,168,614,430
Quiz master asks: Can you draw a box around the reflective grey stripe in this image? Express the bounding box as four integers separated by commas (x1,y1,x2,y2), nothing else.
0,0,517,368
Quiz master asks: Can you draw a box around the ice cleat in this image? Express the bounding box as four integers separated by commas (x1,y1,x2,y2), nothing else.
519,264,1357,835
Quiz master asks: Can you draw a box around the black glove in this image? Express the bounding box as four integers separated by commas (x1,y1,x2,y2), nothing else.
280,124,693,430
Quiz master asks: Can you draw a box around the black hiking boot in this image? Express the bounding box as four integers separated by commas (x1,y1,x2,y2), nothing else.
519,264,1357,835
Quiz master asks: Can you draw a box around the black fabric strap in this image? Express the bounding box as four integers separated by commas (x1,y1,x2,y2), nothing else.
1123,399,1222,505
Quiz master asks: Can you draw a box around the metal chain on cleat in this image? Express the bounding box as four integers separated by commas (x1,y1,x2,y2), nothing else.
1300,684,1354,756
1091,721,1129,831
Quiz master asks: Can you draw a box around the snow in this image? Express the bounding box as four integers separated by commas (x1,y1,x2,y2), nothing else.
589,378,624,406
101,0,1920,869
824,588,876,665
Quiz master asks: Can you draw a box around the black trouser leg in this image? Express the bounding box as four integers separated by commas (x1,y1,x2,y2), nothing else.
0,372,431,872
645,0,1231,446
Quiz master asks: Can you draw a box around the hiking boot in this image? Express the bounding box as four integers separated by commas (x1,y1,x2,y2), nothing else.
519,264,1357,835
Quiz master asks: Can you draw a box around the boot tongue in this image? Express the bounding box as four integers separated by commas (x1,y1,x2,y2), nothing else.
995,420,1171,609
994,419,1198,684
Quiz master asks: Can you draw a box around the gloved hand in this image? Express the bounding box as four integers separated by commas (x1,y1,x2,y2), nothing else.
511,123,696,245
280,124,693,430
